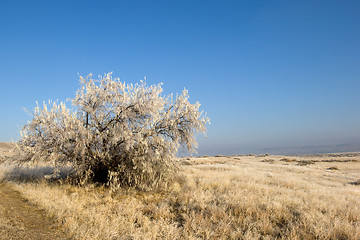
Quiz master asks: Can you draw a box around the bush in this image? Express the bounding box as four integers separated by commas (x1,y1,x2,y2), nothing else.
16,73,209,190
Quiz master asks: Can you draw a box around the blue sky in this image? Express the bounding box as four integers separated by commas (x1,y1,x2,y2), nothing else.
1,0,359,155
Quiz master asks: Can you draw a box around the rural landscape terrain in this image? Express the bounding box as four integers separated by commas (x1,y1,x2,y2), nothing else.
0,142,359,239
1,1,359,239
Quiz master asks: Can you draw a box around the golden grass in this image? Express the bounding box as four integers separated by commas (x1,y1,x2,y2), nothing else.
4,154,360,239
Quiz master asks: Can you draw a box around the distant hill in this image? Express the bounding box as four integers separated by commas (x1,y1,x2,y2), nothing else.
0,142,15,160
196,143,360,157
261,144,360,155
0,142,15,150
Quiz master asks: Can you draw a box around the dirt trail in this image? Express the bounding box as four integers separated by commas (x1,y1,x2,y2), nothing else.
0,183,70,239
0,143,70,239
0,183,71,239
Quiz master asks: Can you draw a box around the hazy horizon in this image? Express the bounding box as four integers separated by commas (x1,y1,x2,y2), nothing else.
1,1,359,155
194,142,360,156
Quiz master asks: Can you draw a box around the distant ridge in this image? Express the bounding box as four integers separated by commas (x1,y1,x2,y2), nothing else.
261,143,360,155
0,142,15,150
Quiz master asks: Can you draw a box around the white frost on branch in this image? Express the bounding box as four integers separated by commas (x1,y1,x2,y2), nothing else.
17,73,209,189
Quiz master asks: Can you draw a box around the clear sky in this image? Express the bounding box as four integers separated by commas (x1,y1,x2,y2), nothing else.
1,0,359,155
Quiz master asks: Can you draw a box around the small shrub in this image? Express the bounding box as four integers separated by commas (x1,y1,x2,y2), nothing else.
297,160,314,166
257,154,269,157
261,159,274,164
349,179,360,185
280,158,296,162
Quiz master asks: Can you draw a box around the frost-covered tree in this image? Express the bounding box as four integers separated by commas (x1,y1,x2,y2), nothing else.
17,73,209,189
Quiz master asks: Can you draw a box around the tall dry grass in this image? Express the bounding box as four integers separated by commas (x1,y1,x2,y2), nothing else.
2,154,360,239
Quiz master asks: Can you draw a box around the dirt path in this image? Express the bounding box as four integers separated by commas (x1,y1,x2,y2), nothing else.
0,183,71,240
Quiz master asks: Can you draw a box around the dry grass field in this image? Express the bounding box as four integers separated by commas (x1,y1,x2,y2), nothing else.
1,143,360,239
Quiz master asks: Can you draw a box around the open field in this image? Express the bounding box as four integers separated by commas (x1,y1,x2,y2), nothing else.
0,144,359,239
